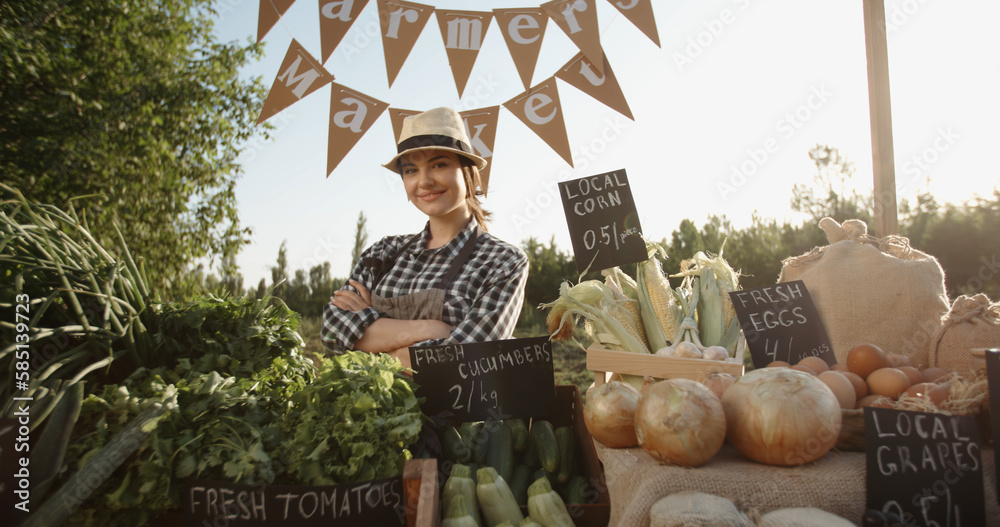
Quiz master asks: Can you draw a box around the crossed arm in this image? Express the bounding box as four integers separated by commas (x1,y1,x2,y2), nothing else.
330,280,452,368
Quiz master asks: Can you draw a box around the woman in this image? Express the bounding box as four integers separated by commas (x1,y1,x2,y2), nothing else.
321,107,530,368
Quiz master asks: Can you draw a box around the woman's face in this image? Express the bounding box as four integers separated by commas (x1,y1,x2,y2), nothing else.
400,149,469,221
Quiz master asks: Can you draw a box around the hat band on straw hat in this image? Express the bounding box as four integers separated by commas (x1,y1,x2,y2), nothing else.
397,134,474,156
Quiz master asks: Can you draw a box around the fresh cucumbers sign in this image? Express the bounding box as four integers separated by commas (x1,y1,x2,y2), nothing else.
558,169,645,274
408,336,555,421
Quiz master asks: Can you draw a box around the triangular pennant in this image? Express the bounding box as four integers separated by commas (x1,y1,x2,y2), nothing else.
327,83,389,176
555,51,633,120
541,0,604,75
493,8,547,91
435,10,494,97
460,106,500,196
319,0,371,63
257,39,334,125
258,0,298,43
606,0,659,47
503,79,573,167
388,107,421,144
377,0,435,87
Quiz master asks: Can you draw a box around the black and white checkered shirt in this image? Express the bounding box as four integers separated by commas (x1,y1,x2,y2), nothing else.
321,218,529,351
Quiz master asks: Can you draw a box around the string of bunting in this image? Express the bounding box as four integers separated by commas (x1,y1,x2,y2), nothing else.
254,0,660,188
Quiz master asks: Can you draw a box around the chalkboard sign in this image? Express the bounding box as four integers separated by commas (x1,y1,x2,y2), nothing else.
728,280,836,368
558,169,645,274
409,336,556,421
864,407,984,526
182,476,406,526
987,349,1000,506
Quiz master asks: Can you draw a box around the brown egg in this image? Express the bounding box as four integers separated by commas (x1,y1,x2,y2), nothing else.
766,360,791,368
790,364,817,375
857,394,895,409
818,370,857,410
886,353,914,368
866,367,912,400
920,367,950,383
847,343,889,379
830,362,850,372
798,356,830,374
903,382,950,407
897,366,924,386
839,370,869,400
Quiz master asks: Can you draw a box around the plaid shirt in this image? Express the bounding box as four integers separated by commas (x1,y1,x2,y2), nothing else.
321,218,529,351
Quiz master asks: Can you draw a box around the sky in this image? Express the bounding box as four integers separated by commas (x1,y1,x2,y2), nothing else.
210,0,1000,288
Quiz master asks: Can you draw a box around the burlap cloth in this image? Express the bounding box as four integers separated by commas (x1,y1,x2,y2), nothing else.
595,442,998,526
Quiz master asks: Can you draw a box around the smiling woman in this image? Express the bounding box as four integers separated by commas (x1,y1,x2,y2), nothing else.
321,107,530,369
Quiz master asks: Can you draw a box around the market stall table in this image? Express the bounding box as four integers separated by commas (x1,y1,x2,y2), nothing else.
594,442,998,526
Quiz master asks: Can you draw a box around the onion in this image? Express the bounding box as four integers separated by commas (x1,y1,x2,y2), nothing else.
583,380,641,447
720,368,841,466
634,378,726,467
702,372,736,399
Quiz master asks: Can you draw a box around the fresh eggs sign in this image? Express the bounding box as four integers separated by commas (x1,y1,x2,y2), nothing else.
558,169,645,274
728,280,836,368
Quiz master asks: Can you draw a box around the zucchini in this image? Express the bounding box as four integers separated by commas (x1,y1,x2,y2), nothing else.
476,466,525,526
507,418,529,453
554,425,575,484
508,464,532,506
443,425,471,463
528,420,559,473
442,464,480,527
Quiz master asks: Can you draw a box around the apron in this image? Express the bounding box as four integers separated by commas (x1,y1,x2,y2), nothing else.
364,226,483,321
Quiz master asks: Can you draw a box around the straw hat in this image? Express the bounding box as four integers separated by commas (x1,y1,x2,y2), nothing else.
383,107,487,173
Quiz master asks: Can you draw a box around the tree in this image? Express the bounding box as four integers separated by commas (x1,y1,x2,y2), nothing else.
270,241,289,300
791,145,873,229
0,0,268,296
351,211,369,273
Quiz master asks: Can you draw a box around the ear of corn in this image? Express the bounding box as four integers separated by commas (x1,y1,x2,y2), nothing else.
635,240,680,351
672,241,742,356
539,280,649,354
603,271,649,350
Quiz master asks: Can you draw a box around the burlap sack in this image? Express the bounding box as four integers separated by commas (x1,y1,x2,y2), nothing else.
778,217,950,367
756,507,854,527
929,293,1000,375
596,442,1000,527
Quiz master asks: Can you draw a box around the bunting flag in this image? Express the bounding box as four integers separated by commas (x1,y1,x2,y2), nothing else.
541,0,604,75
258,0,298,43
377,0,435,87
493,8,547,91
555,51,633,120
606,0,660,47
327,83,389,176
388,107,421,143
460,106,500,196
256,39,334,125
435,10,494,97
318,0,370,63
504,78,573,167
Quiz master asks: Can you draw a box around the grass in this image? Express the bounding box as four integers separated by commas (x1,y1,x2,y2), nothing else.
296,316,594,397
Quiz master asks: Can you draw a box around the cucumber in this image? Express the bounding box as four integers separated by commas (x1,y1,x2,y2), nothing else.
485,421,514,482
521,437,539,469
459,421,489,465
531,468,558,488
564,476,591,505
554,425,575,484
528,420,559,473
442,425,471,463
509,464,532,506
507,418,529,453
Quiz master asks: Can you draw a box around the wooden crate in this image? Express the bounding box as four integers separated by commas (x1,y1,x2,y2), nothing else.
530,385,612,527
403,458,439,527
587,338,745,387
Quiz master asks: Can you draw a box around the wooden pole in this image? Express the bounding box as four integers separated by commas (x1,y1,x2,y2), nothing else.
863,0,899,236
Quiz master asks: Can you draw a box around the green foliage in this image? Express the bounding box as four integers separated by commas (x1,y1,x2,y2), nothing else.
0,0,268,296
518,236,599,328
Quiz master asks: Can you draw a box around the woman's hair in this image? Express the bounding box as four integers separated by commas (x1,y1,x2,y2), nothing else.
458,155,492,230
